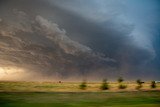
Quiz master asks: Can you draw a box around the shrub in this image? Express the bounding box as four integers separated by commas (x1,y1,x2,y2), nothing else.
100,79,109,90
136,85,142,90
118,84,127,89
79,80,87,90
151,81,156,88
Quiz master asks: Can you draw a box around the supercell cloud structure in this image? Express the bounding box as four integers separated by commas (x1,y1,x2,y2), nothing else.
0,0,160,81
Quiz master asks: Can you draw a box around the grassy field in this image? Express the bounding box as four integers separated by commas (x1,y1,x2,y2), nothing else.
0,81,160,92
0,81,160,107
0,91,160,107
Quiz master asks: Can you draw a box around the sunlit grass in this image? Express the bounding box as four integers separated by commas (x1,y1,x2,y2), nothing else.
0,81,159,92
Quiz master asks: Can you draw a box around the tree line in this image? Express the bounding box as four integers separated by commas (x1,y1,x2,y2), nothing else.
79,77,157,90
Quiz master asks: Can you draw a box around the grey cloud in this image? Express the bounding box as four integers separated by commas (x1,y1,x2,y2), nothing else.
0,0,159,80
48,0,158,61
35,15,92,55
0,10,116,80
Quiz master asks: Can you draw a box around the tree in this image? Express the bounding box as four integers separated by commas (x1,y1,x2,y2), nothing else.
118,77,124,83
100,79,109,90
136,79,143,90
117,77,127,89
79,80,87,90
151,81,156,88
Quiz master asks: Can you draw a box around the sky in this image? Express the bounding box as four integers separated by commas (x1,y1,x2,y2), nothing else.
0,0,160,81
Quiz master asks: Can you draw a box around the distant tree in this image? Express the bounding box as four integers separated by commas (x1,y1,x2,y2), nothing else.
136,79,143,90
136,79,142,85
151,81,156,88
79,80,87,90
100,79,109,90
117,77,127,89
118,77,124,83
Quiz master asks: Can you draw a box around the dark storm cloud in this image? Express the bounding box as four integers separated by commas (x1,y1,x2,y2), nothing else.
0,2,116,80
49,0,160,79
0,0,159,80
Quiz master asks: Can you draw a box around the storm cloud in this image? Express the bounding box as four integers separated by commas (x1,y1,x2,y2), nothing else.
0,0,160,81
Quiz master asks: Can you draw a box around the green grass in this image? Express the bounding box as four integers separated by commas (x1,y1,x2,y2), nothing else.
0,91,160,107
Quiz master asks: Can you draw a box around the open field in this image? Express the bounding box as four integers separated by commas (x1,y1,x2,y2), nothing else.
0,81,160,92
0,81,160,107
0,91,160,107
